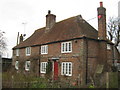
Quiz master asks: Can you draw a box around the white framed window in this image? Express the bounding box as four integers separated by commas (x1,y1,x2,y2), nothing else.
16,49,19,56
61,62,72,76
61,41,72,53
41,45,48,54
107,44,111,50
25,61,30,71
40,62,47,73
26,47,31,56
15,61,19,70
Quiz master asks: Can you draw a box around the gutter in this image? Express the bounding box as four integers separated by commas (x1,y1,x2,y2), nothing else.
13,36,114,50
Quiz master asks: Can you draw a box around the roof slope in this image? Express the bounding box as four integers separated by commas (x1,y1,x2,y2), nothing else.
13,15,98,49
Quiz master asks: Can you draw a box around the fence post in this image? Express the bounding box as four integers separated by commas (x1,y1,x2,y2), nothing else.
11,75,14,88
106,72,109,88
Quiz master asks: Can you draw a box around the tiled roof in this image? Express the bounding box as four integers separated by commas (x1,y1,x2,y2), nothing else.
13,15,98,49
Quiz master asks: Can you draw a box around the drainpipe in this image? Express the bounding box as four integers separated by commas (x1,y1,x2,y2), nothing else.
85,38,88,85
112,45,115,66
39,46,41,76
83,37,88,85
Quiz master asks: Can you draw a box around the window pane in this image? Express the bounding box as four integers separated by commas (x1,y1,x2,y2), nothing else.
69,43,71,51
42,46,44,53
46,46,48,54
44,46,45,53
69,63,71,74
63,63,65,75
28,61,30,70
43,63,45,72
65,43,67,51
28,48,29,54
66,63,68,74
29,47,30,54
63,43,64,52
42,63,44,72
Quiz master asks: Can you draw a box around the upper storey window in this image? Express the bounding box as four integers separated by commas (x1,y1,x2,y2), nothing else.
16,49,19,56
26,47,31,56
41,45,48,54
107,44,111,50
61,41,72,53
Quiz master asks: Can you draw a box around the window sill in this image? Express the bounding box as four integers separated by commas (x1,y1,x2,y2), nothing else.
26,54,31,56
40,72,46,74
62,74,72,77
61,51,72,53
41,53,48,55
25,69,30,71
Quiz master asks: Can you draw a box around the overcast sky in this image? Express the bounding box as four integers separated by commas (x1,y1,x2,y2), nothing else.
0,0,119,58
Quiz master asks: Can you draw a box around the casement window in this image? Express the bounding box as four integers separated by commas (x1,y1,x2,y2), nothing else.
61,62,72,76
41,45,48,54
40,62,47,73
61,41,72,53
107,44,111,50
25,61,30,71
15,61,19,70
26,47,31,56
16,49,19,56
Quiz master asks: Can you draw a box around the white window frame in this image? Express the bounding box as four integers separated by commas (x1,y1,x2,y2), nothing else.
40,62,47,73
15,61,19,70
26,47,31,56
61,62,72,76
25,61,30,71
16,49,19,56
41,45,48,54
61,41,72,53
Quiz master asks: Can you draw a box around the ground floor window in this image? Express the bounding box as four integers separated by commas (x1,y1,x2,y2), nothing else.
61,62,72,76
15,61,19,70
40,62,47,73
25,61,30,71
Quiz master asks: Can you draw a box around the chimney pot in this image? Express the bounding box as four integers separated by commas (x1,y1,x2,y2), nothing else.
100,2,103,7
48,10,51,14
20,34,23,43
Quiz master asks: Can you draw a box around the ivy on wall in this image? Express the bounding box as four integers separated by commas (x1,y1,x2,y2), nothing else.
46,61,52,75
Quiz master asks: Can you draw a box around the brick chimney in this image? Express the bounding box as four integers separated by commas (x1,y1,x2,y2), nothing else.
97,2,106,40
46,10,56,31
19,34,23,43
97,2,107,73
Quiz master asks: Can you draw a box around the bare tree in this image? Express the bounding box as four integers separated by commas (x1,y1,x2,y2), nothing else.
0,30,7,55
107,17,120,46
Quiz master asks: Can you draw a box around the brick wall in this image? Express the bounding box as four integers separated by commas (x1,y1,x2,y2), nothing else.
12,38,118,86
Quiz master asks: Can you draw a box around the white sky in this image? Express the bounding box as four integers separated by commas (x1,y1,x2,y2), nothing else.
0,0,119,58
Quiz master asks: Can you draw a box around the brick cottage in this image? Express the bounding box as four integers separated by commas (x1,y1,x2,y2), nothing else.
12,2,120,86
